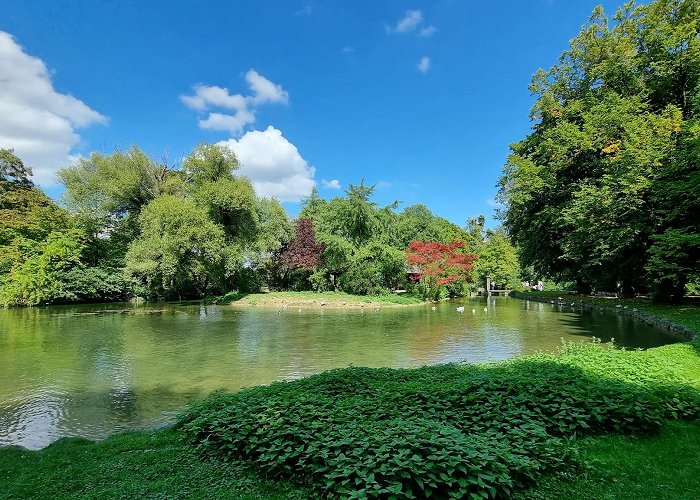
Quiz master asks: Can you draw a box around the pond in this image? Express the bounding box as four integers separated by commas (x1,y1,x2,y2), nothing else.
0,296,680,449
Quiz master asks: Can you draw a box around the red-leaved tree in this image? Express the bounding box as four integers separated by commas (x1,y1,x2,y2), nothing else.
406,241,476,297
280,218,326,271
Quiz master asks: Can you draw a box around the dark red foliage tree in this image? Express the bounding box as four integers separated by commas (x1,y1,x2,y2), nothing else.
280,218,325,271
406,241,476,291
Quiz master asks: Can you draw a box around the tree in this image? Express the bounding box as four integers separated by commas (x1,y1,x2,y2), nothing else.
647,118,700,301
59,146,170,221
280,219,325,271
58,146,172,268
498,0,700,300
0,148,32,187
268,218,326,291
474,228,521,290
182,143,239,186
338,241,407,295
125,195,227,299
406,241,476,299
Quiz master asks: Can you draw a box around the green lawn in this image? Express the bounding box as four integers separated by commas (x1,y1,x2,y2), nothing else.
517,420,700,500
222,290,426,307
0,429,314,500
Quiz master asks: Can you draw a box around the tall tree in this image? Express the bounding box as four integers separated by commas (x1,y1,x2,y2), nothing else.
498,0,700,300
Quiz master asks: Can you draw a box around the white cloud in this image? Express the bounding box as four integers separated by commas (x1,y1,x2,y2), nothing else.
181,70,288,135
419,25,437,37
388,10,423,34
245,70,289,105
198,110,256,134
180,84,247,111
322,179,341,189
0,31,106,186
417,56,431,73
219,126,315,202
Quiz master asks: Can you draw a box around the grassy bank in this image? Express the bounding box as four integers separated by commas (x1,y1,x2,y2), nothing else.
2,304,699,499
0,429,314,500
220,290,426,308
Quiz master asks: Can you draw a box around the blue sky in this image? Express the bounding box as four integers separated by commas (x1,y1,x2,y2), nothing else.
0,0,630,227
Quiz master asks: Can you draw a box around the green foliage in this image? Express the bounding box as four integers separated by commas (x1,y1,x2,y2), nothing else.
298,183,477,297
58,146,169,225
338,242,407,295
178,340,700,498
473,228,521,290
1,229,135,306
0,148,32,187
499,0,700,300
125,195,227,300
182,143,239,186
0,184,71,276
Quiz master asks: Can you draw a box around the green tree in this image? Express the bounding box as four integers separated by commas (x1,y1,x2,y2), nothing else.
125,195,227,299
0,148,32,187
498,0,699,300
58,146,172,267
474,228,521,290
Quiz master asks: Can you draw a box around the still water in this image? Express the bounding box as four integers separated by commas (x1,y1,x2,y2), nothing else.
0,296,679,449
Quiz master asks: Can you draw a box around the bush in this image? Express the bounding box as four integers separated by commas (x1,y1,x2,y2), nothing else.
338,260,390,296
178,341,700,498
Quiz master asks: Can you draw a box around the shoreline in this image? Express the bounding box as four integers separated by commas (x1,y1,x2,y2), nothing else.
510,291,698,341
224,291,429,309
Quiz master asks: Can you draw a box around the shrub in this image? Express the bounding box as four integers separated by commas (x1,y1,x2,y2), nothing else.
178,341,700,498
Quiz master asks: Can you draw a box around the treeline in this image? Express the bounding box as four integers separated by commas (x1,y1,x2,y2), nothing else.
0,146,520,306
499,0,700,303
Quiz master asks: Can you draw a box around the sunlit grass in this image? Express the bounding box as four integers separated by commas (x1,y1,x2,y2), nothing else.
224,290,425,307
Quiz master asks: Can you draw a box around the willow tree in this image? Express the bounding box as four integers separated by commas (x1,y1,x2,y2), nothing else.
498,0,700,301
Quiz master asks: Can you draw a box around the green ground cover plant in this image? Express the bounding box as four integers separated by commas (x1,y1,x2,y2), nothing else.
177,338,700,498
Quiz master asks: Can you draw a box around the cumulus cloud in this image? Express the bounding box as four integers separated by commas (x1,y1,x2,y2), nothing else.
181,70,288,135
322,179,341,190
0,31,107,185
219,126,315,202
417,56,431,73
388,10,423,34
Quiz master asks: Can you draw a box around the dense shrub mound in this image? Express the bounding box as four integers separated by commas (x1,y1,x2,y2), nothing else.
178,341,700,498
